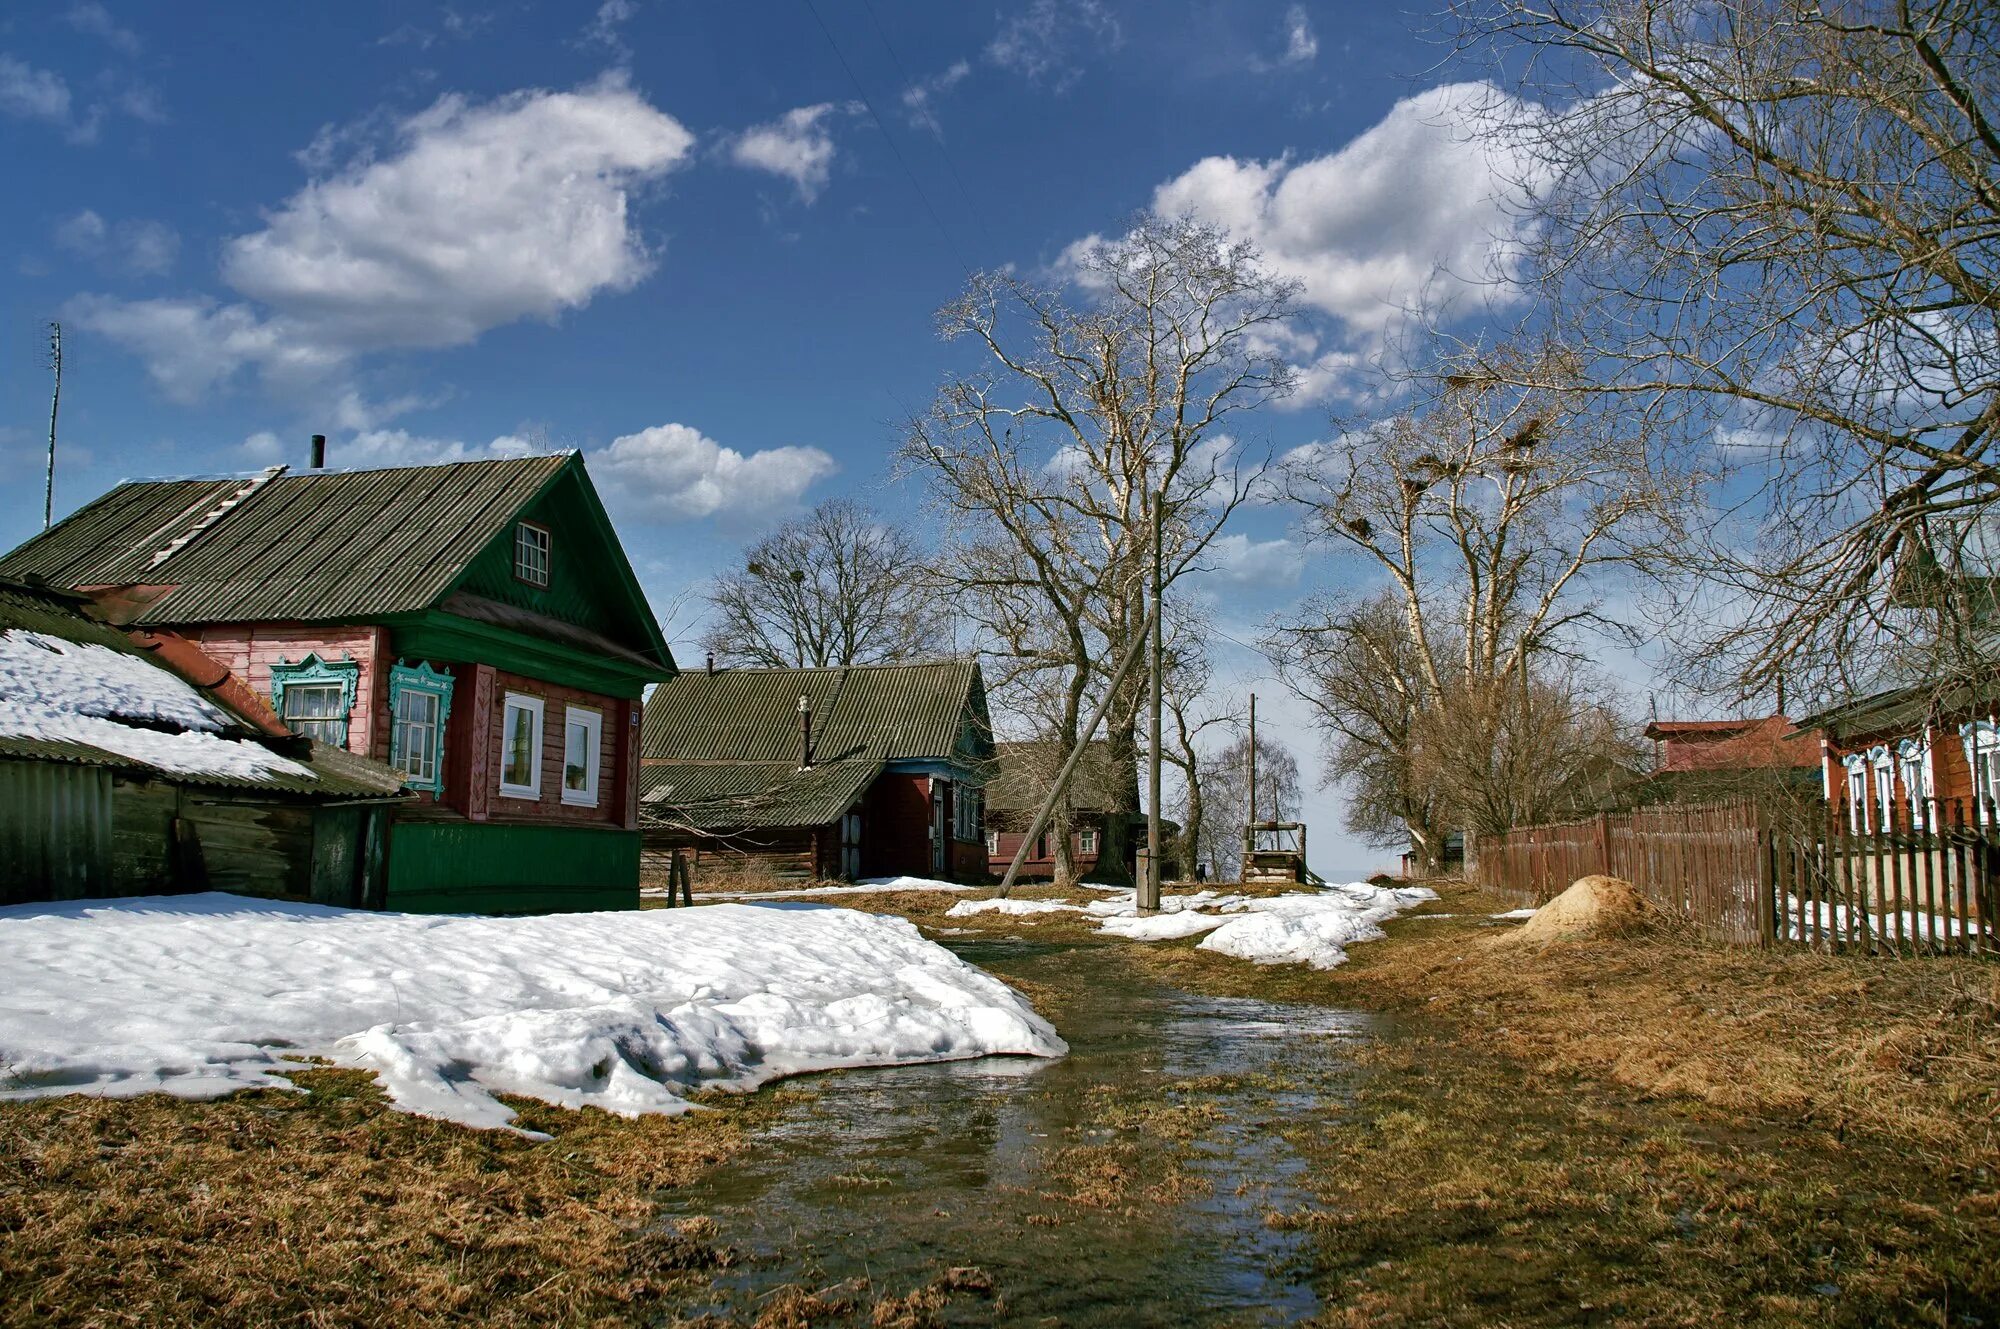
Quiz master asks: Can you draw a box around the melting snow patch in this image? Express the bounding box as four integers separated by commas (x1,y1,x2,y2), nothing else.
1195,884,1437,969
946,898,1091,918
0,893,1065,1135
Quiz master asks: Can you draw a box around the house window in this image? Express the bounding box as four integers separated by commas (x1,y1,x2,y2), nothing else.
1870,746,1895,835
953,784,982,841
514,522,550,587
1079,827,1099,856
562,706,602,807
1896,739,1931,830
499,694,544,799
1845,759,1870,832
1962,722,2000,824
269,653,360,748
388,661,454,793
985,830,999,855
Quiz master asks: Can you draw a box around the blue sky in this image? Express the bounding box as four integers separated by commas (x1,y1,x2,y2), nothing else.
0,1,1550,876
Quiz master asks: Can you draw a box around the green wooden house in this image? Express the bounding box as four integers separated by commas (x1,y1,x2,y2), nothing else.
0,450,676,914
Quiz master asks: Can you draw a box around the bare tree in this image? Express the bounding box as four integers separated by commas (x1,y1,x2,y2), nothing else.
700,499,952,669
903,215,1299,883
1269,343,1686,863
1449,0,2000,700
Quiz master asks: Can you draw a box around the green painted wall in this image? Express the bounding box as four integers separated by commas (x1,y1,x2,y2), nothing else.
386,821,639,914
458,473,630,642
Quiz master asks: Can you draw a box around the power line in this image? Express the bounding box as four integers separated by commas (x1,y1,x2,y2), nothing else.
853,0,1002,259
799,0,976,279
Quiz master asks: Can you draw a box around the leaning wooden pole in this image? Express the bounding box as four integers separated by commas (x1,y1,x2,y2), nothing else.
997,603,1158,898
44,321,62,532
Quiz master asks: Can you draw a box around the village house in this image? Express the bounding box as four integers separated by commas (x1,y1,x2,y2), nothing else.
0,578,408,906
637,658,993,884
1792,679,2000,833
1637,713,1823,805
983,739,1143,882
0,447,675,913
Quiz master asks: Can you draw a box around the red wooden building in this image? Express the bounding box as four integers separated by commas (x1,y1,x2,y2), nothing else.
983,739,1143,882
637,659,994,885
1792,680,2000,831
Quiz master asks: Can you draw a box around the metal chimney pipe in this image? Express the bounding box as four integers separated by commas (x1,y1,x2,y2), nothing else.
309,434,326,469
798,694,813,768
705,652,714,674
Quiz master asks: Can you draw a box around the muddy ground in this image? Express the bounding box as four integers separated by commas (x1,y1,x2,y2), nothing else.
3,878,1997,1326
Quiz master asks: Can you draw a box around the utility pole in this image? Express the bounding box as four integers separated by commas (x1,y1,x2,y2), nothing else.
1246,693,1258,871
1140,490,1163,913
44,321,62,531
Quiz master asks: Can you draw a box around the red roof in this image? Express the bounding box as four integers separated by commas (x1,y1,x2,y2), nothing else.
1646,713,1821,773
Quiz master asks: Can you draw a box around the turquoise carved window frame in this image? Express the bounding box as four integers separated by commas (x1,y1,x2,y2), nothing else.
269,652,361,747
388,660,455,793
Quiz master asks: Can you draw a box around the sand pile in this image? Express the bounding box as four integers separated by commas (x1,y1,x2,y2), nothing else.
1499,874,1655,945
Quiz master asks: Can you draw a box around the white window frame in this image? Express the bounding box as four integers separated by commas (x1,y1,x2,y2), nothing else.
1962,720,2000,825
1869,745,1895,835
1895,738,1932,830
499,693,544,800
1079,826,1100,856
514,521,551,588
1844,757,1871,832
985,829,999,856
561,705,603,808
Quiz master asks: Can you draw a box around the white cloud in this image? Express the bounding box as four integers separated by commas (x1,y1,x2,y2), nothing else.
64,3,141,56
581,0,637,55
727,103,851,203
1150,83,1549,340
54,210,179,276
0,55,73,125
1278,5,1317,65
591,423,836,520
75,78,694,402
902,60,970,138
1202,534,1304,589
986,0,1121,89
243,427,537,467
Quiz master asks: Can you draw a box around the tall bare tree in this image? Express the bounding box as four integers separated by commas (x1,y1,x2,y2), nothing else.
1200,731,1303,882
700,498,951,669
903,215,1299,883
1450,0,2000,700
1269,344,1686,863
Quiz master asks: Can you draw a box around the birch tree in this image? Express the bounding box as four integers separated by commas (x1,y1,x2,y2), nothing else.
903,216,1298,883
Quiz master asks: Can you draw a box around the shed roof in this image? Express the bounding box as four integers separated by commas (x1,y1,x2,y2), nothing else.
636,758,882,833
1644,713,1820,772
0,579,405,799
641,659,989,767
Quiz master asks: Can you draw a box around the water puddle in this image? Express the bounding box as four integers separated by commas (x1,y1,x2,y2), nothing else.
657,937,1377,1325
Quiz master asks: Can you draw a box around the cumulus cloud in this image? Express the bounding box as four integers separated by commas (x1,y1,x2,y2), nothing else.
54,210,179,276
64,2,142,55
1150,83,1548,339
591,423,836,520
986,0,1120,89
73,78,694,402
727,103,851,202
902,60,970,138
1202,533,1304,589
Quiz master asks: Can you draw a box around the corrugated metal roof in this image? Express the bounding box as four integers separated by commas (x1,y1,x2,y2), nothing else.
636,758,881,831
641,659,990,766
0,454,572,624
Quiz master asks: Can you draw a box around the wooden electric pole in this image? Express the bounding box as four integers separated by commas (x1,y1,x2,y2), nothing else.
44,321,62,531
1140,491,1163,913
1245,693,1258,871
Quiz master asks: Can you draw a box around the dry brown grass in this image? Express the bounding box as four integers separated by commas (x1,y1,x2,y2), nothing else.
0,1068,769,1327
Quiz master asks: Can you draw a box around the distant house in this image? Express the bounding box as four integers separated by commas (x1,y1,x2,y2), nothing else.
0,450,675,913
983,739,1142,882
1790,679,2000,832
1638,714,1823,804
0,578,406,906
638,659,994,884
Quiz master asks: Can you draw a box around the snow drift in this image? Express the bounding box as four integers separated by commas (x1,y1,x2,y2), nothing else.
0,893,1065,1134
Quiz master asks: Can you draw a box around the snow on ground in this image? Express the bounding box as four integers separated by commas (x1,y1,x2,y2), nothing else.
1781,895,1988,945
946,881,1437,968
0,628,315,783
0,893,1065,1135
1490,908,1538,920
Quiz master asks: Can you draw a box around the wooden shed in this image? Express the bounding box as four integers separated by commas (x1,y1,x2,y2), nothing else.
0,579,407,907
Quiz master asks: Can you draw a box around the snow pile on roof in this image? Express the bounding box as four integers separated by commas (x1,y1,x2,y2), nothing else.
0,628,313,782
0,893,1065,1135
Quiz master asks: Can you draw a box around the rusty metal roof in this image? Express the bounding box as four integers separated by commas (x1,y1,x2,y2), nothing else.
636,757,882,832
641,659,991,766
0,453,573,624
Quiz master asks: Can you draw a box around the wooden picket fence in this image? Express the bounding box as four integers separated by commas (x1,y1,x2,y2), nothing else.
1471,799,1999,956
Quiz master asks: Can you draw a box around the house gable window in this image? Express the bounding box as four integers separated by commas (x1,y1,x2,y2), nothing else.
388,661,454,793
1963,721,2000,824
499,693,544,799
561,705,602,807
269,653,359,747
513,521,551,588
